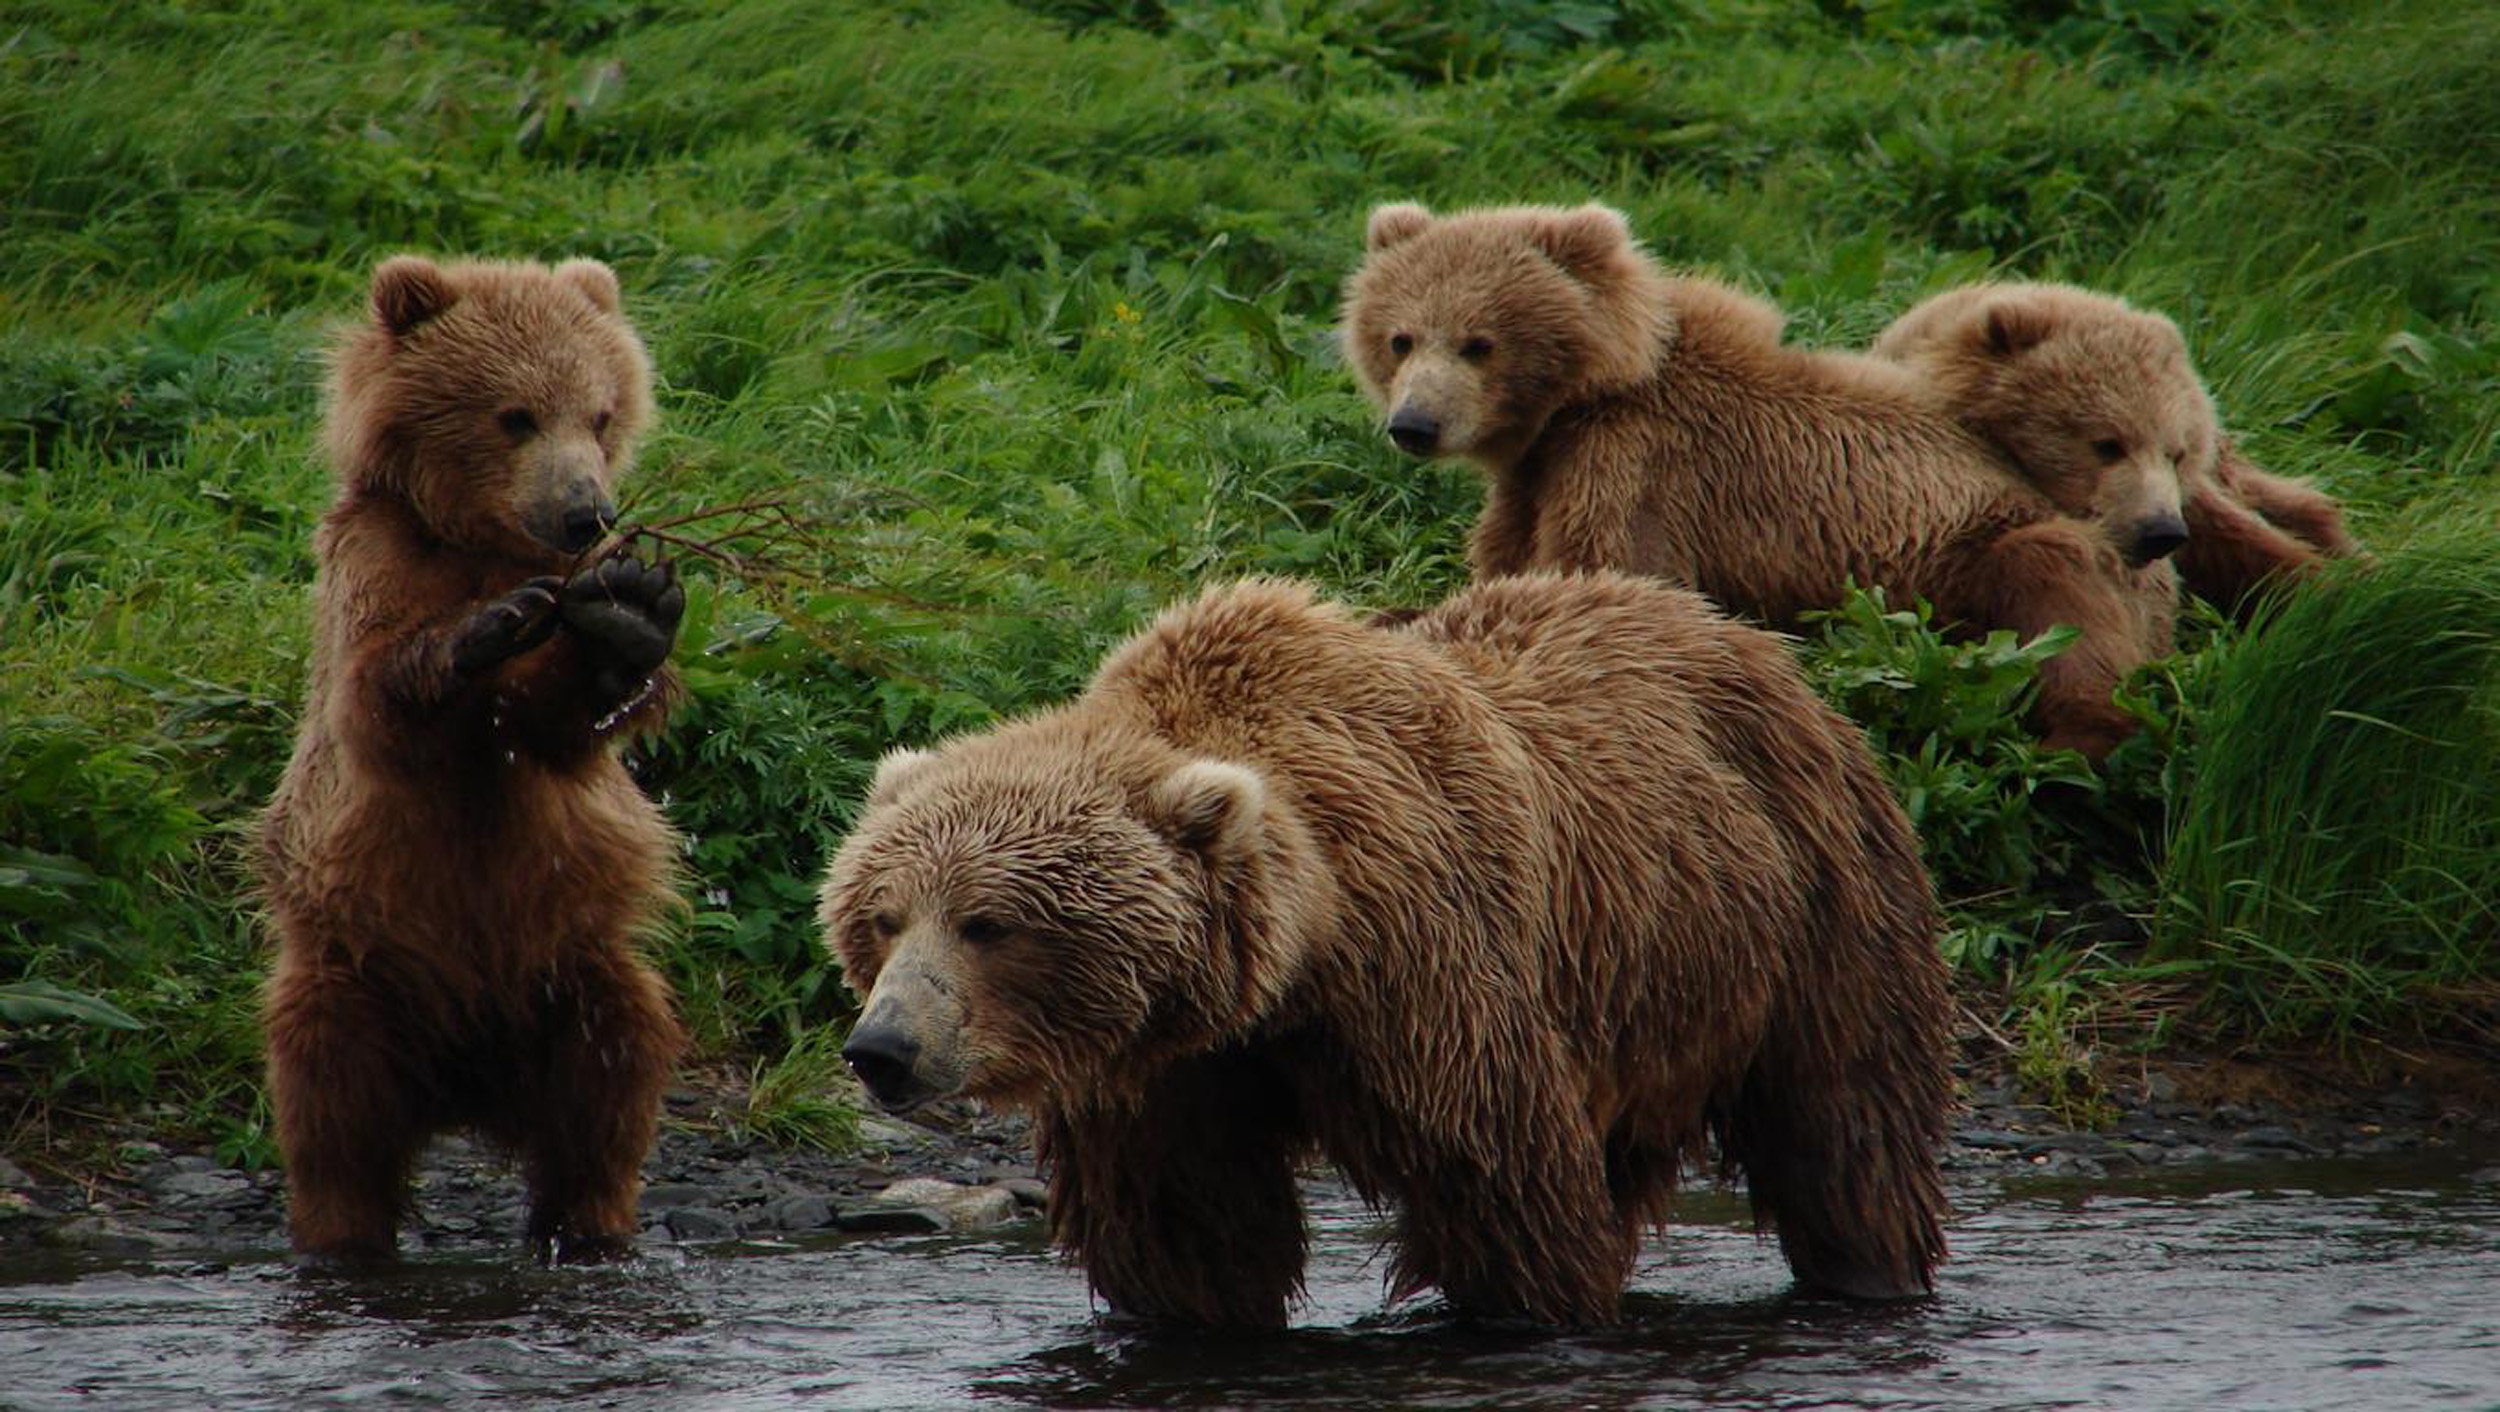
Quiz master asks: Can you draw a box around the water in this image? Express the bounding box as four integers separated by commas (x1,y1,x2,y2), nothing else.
5,1155,2495,1411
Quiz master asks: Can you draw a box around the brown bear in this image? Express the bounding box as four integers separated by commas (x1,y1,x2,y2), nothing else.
820,572,1951,1328
1871,281,2362,619
1339,201,2178,760
256,255,687,1262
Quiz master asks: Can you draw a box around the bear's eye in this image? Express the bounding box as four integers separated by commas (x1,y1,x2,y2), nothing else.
957,915,1009,948
869,911,903,941
1460,336,1494,362
1388,333,1413,358
497,407,538,439
2091,437,2126,463
593,409,614,437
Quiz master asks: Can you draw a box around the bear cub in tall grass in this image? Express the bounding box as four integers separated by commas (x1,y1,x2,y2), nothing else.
1873,281,2363,620
257,256,686,1262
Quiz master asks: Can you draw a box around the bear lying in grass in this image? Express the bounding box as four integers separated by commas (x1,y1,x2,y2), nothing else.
1872,281,2363,620
1341,201,2179,760
822,572,1951,1327
257,256,686,1262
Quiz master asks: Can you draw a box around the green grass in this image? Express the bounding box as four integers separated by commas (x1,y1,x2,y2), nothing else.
3,0,2497,1157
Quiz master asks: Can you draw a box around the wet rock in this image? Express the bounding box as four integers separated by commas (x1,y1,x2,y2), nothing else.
1959,1129,2031,1151
1000,1178,1048,1210
874,1178,1018,1232
47,1216,180,1254
2238,1126,2321,1155
666,1207,738,1241
0,1158,31,1190
855,1116,940,1153
151,1171,249,1205
836,1205,948,1236
765,1195,836,1231
638,1182,711,1211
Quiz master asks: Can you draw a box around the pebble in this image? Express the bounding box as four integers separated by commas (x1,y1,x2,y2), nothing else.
638,1182,711,1211
666,1207,738,1241
836,1205,948,1236
765,1195,837,1231
874,1178,1019,1232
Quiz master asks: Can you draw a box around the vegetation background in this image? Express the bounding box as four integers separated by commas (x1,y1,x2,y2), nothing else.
4,0,2495,1167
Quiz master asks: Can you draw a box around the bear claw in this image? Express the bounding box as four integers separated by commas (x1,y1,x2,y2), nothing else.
451,577,564,674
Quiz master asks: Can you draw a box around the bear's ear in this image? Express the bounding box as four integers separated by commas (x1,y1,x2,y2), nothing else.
1529,204,1635,284
1980,296,2058,357
371,255,455,336
864,747,939,812
1366,203,1434,252
555,258,623,315
1147,759,1266,861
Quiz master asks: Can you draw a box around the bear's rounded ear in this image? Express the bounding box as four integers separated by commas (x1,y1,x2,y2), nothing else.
864,746,939,812
1147,759,1266,861
555,258,623,315
1980,296,2057,357
371,255,455,336
1366,203,1434,252
1531,204,1635,284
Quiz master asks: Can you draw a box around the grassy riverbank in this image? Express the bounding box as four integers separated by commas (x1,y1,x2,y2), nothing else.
4,0,2497,1165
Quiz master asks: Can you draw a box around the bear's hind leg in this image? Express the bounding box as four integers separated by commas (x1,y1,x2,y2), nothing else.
1041,1048,1308,1329
2216,440,2360,559
265,965,428,1260
1716,1020,1949,1301
508,950,682,1261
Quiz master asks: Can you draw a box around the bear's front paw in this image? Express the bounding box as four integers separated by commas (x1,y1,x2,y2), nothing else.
559,554,685,680
450,577,563,675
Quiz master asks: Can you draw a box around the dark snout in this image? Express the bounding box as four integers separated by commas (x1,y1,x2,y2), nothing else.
525,477,618,554
1386,407,1442,457
555,481,618,553
2127,512,2190,567
842,1022,928,1112
560,487,618,552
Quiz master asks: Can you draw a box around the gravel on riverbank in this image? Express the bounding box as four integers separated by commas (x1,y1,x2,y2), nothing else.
5,1056,2494,1260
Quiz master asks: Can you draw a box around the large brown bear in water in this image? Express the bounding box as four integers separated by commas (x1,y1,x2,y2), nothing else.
1339,201,2178,760
257,256,687,1261
821,572,1951,1327
1871,280,2363,620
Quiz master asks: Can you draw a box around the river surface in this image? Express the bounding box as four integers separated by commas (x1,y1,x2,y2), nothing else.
5,1152,2496,1411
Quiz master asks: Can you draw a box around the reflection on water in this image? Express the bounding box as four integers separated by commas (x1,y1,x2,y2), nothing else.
4,1154,2495,1411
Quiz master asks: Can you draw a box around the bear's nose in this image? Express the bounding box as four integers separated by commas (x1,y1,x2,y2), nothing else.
2128,513,2189,566
842,1023,924,1109
1387,407,1442,457
560,498,616,553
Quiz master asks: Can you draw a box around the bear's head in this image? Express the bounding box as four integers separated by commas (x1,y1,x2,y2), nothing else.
1340,202,1669,465
327,255,652,563
1886,284,2212,569
820,730,1318,1114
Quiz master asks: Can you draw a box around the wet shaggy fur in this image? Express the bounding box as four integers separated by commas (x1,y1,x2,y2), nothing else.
820,573,1952,1327
1340,202,2179,760
257,256,687,1262
1874,281,2362,619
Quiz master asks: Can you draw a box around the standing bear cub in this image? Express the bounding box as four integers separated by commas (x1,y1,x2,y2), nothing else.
1341,202,2177,760
258,256,687,1262
823,573,1952,1327
1871,281,2363,620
